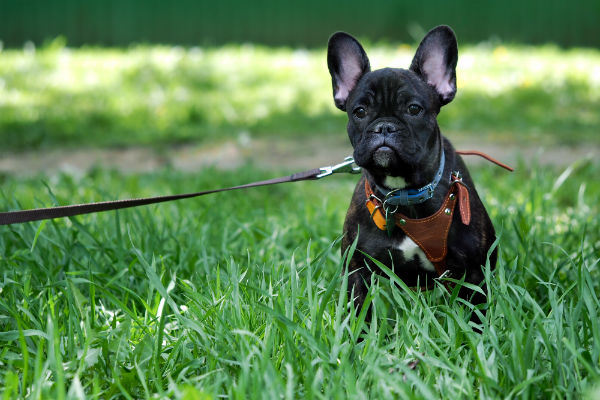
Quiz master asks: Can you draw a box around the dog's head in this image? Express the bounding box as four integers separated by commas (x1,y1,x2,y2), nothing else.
327,26,458,189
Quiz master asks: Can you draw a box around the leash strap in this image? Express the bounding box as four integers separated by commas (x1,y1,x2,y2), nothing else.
0,168,323,226
456,150,514,172
0,150,511,226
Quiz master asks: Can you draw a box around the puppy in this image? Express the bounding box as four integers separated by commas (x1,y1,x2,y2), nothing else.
328,26,496,313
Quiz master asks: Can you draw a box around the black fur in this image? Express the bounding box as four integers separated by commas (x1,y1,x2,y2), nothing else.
328,26,496,315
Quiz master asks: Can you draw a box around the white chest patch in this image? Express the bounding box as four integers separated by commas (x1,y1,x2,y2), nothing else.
384,175,407,189
396,236,436,272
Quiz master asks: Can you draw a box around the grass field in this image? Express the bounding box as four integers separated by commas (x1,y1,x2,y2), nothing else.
0,158,599,398
1,41,599,398
1,40,599,151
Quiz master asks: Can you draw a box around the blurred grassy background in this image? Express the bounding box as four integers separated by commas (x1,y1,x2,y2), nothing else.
1,1,599,155
1,39,599,152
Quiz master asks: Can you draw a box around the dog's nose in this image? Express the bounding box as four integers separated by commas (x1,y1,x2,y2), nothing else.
371,121,399,134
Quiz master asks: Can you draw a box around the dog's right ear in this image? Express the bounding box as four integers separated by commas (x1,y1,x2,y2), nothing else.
327,32,370,111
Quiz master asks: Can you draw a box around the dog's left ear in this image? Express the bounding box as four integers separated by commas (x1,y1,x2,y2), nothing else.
409,25,458,105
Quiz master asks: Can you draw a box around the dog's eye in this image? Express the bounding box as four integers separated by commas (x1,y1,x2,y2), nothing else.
407,104,423,116
353,107,367,119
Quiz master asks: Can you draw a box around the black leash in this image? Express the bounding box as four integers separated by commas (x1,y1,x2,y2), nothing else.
0,157,360,226
0,151,511,226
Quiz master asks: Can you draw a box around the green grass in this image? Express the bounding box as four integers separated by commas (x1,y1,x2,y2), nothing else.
0,158,599,398
1,39,599,151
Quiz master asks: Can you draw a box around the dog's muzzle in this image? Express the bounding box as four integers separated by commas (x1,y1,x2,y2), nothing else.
373,146,394,168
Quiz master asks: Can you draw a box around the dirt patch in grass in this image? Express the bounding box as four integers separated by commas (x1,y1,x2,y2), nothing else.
1,136,597,177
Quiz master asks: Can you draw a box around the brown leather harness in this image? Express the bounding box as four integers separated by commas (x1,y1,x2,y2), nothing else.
364,150,512,284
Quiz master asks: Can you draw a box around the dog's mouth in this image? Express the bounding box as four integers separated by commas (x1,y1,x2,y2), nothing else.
373,146,395,168
364,144,416,186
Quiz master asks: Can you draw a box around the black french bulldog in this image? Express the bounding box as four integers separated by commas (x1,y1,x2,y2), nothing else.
328,26,496,314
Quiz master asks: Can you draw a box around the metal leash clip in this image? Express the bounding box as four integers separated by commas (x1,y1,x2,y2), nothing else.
317,156,361,178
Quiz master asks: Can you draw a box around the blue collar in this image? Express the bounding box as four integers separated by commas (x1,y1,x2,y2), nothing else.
375,150,445,208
